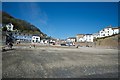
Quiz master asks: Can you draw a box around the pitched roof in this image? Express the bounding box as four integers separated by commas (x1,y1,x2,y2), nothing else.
112,27,119,29
67,37,76,39
85,34,92,35
76,34,84,35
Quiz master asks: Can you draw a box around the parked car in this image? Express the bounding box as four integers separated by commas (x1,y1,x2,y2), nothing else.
50,42,55,45
61,43,66,46
66,42,74,46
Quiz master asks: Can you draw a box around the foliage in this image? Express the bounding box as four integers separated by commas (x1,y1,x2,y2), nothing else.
1,11,47,37
2,26,7,31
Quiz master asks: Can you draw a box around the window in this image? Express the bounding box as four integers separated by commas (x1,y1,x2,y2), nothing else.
32,40,34,42
36,38,39,42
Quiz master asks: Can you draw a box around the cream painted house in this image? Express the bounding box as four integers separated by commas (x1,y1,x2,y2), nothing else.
76,34,84,42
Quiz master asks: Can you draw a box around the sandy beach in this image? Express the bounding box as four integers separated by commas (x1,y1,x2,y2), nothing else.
2,45,119,78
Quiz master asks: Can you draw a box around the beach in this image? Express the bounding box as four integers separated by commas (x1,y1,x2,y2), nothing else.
2,45,119,78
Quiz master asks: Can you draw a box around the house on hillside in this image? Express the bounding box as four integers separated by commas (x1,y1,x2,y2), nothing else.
92,33,100,39
99,26,119,38
6,23,14,31
76,34,93,42
112,27,119,35
12,32,32,43
99,26,114,37
31,35,40,43
76,34,84,42
83,34,94,42
75,26,119,43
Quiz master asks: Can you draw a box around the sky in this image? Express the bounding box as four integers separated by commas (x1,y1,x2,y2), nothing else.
2,2,118,39
1,0,120,2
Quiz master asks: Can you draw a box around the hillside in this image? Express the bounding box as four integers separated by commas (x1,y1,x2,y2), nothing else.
75,34,119,49
93,34,120,49
1,11,47,37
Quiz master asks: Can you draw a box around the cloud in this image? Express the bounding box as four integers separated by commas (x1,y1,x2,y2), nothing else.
18,2,48,25
30,3,48,25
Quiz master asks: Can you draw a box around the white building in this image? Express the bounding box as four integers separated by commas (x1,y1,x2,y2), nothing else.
83,34,93,42
76,26,119,43
31,36,40,43
99,27,119,37
78,37,84,42
40,39,49,44
92,33,100,39
50,39,56,43
6,23,14,31
76,34,93,42
67,37,76,42
99,27,114,37
113,28,119,34
76,34,84,42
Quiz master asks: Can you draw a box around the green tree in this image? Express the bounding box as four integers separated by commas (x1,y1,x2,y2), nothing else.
2,26,7,31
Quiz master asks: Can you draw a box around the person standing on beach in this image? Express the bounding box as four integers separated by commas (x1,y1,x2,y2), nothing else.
33,44,35,48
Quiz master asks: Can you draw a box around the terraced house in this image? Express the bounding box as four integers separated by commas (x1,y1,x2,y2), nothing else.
76,34,93,42
76,26,120,43
99,26,119,37
66,37,76,42
12,32,32,43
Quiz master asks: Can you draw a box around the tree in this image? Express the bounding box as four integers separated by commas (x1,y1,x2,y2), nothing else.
2,26,7,31
2,11,47,37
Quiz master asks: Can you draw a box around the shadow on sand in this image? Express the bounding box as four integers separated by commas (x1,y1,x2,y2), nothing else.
2,48,16,52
